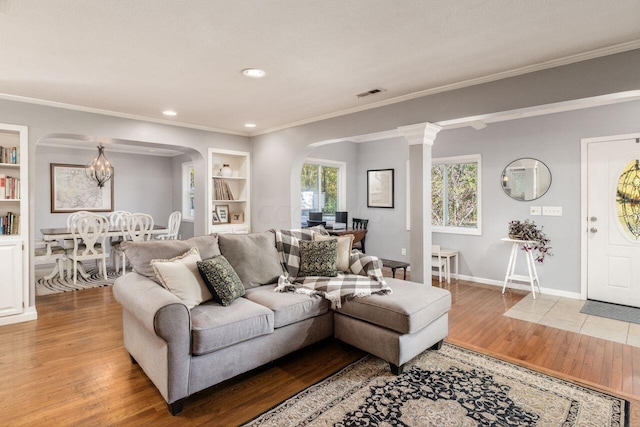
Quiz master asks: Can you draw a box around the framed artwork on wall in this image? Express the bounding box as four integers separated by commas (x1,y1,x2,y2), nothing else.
50,163,114,213
367,168,394,208
216,204,230,223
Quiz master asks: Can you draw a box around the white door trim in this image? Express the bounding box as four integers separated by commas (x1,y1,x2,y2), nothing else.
580,132,640,300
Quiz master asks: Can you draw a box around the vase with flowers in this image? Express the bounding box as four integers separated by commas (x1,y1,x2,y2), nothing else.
508,219,552,263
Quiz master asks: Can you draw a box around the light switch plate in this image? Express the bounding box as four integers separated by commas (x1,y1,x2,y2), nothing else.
543,206,563,216
530,206,541,216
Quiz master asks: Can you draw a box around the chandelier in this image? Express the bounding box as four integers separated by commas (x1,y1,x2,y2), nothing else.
86,143,114,188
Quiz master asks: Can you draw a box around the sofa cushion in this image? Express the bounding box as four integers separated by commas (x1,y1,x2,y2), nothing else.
314,234,354,272
244,284,330,328
218,232,283,288
121,239,192,283
334,279,451,334
185,234,221,259
197,255,245,306
298,239,338,277
151,247,213,309
190,297,274,355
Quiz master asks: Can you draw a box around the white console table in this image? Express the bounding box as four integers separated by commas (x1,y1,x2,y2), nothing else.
501,237,541,299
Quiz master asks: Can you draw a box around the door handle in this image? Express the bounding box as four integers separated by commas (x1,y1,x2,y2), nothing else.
590,227,598,233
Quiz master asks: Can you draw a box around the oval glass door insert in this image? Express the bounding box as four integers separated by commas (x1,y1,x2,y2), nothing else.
617,159,640,240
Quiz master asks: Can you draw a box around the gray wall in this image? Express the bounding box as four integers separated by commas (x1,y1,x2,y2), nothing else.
251,49,640,233
34,146,175,233
331,99,640,295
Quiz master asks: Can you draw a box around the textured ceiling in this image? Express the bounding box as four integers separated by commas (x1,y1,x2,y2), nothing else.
1,0,639,135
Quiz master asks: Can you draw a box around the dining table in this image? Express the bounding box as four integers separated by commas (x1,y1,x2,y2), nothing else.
40,224,167,241
40,225,167,279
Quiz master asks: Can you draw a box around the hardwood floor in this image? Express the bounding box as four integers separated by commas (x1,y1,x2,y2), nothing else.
2,271,640,425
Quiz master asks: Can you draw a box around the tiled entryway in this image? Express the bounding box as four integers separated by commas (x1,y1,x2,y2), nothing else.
504,293,640,347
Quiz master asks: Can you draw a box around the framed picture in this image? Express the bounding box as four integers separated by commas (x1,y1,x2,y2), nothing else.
367,168,394,208
230,211,244,224
212,211,220,224
50,163,114,213
216,204,230,223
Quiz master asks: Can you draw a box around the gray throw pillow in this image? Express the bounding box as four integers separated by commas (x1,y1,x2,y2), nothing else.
197,255,245,306
185,234,221,259
121,240,191,283
218,232,284,288
298,239,338,277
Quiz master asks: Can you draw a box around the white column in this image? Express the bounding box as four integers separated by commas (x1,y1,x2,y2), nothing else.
398,123,442,284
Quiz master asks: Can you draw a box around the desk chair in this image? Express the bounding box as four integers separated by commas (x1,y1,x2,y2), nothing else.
352,218,369,253
432,245,447,283
67,213,109,285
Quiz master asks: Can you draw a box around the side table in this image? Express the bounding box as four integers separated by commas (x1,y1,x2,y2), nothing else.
501,237,541,299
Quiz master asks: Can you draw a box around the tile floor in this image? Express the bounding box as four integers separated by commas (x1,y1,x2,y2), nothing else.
504,293,640,347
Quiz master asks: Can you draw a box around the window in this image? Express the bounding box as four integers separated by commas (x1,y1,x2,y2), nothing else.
300,159,345,224
182,162,195,221
432,154,481,235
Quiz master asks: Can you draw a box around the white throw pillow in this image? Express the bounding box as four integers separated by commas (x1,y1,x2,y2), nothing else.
151,247,213,309
314,234,354,272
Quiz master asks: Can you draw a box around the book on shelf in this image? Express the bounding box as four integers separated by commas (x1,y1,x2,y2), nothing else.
0,211,19,235
212,178,235,201
0,146,19,164
0,174,19,199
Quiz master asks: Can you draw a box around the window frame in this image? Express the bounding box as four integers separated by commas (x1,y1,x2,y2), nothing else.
301,157,346,221
181,162,195,222
432,154,482,236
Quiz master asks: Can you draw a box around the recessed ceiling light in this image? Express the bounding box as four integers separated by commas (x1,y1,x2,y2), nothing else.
244,123,257,128
242,68,266,78
163,110,177,116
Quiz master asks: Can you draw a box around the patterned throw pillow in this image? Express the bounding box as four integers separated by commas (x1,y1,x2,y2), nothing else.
298,239,338,277
197,255,245,306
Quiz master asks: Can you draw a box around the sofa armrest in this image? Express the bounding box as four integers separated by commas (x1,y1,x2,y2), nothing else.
113,272,189,336
113,272,192,406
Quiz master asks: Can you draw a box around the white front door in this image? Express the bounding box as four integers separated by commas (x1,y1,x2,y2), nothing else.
587,138,640,307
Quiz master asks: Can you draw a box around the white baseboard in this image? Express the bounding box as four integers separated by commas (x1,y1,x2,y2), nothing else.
432,272,583,300
0,306,37,326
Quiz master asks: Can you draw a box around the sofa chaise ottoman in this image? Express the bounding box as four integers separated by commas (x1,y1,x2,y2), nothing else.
113,229,451,415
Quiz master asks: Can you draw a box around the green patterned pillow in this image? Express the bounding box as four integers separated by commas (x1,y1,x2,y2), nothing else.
197,255,245,306
298,239,338,277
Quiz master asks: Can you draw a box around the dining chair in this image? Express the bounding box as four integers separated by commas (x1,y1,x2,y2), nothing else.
108,211,131,270
34,238,67,280
306,220,327,228
67,213,109,285
352,218,369,253
113,213,154,275
156,211,181,240
432,244,447,283
60,210,92,250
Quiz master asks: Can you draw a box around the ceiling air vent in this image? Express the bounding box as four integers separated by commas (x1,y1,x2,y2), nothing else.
356,88,387,98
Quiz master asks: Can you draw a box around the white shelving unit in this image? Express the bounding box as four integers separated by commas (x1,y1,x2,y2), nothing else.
208,148,250,234
0,123,34,325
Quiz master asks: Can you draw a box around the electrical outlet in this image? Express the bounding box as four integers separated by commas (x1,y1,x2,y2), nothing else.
530,206,541,216
401,248,406,256
543,206,563,216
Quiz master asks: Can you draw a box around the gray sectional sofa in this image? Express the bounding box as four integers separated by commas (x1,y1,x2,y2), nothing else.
113,230,451,415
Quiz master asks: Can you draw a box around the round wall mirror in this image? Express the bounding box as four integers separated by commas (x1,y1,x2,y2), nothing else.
501,158,551,201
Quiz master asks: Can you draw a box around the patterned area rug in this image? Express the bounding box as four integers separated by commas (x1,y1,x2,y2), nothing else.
36,267,120,295
244,343,628,426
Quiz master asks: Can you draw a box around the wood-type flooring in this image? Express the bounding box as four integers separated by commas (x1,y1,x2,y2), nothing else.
1,269,639,425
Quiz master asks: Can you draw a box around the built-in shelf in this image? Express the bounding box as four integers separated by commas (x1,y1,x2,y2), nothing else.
208,148,251,234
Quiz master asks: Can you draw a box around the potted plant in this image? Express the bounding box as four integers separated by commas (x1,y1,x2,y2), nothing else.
508,219,552,263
